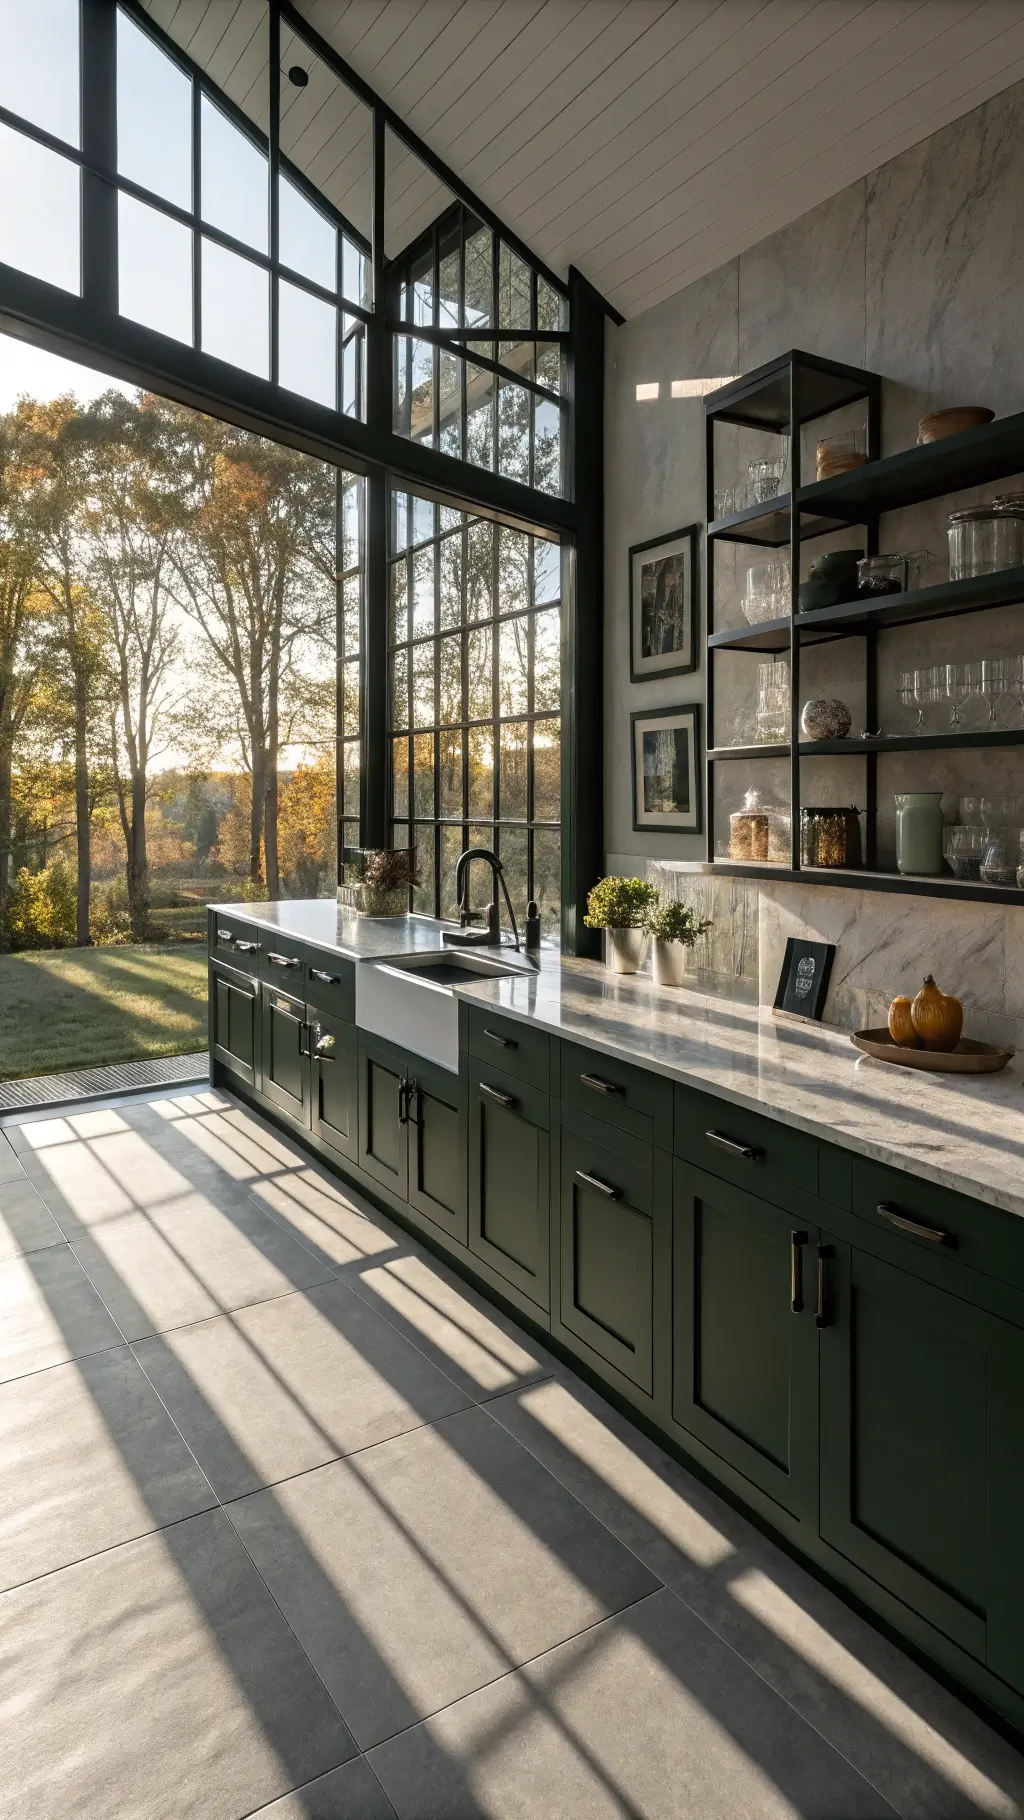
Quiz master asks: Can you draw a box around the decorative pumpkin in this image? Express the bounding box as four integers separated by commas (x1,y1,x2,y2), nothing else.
910,975,964,1052
887,996,920,1048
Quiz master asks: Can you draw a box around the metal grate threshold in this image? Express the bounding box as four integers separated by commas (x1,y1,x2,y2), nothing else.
0,1051,208,1116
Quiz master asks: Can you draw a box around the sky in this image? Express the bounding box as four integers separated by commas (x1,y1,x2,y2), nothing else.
0,334,135,413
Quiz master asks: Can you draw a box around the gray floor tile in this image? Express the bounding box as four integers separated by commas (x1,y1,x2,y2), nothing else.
71,1191,335,1340
368,1587,898,1820
345,1246,557,1402
0,1507,356,1820
0,1177,65,1261
134,1280,472,1500
0,1246,122,1384
249,1165,406,1273
0,1345,215,1591
228,1404,660,1751
0,1137,27,1182
250,1758,398,1818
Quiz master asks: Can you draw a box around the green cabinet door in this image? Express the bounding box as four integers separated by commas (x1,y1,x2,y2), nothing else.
673,1160,819,1521
820,1239,1024,1684
260,984,311,1125
468,1063,550,1311
357,1033,409,1200
407,1061,466,1243
558,1123,655,1397
210,958,260,1089
309,1008,358,1166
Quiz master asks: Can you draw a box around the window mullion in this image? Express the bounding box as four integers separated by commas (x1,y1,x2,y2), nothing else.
80,0,117,313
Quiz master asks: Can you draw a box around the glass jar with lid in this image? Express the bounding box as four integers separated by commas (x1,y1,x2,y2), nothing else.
729,789,789,863
800,806,862,869
948,500,1024,580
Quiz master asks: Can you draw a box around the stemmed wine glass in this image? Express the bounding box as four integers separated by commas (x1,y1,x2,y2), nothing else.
980,656,1011,726
913,665,943,731
945,661,980,730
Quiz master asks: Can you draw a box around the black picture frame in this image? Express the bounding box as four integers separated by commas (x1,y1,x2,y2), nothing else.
773,938,836,1022
629,525,699,681
630,703,703,834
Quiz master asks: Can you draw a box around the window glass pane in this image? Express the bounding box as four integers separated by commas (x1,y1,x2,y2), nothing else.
537,276,567,331
342,317,363,418
438,729,461,818
498,243,531,329
118,193,192,344
391,491,410,554
437,634,462,727
497,528,529,615
0,0,79,146
412,823,434,914
499,721,528,820
534,537,560,604
439,536,462,630
534,717,560,821
342,480,362,568
499,825,528,923
468,728,492,819
341,662,360,738
413,497,435,545
0,125,80,293
533,396,561,495
438,349,461,458
391,648,409,731
412,642,435,729
440,825,463,920
499,339,535,384
466,626,492,721
278,278,336,408
282,29,372,256
537,343,562,394
279,174,336,291
201,96,267,252
466,522,493,623
389,561,409,646
533,828,561,935
464,221,492,327
498,619,529,719
438,230,459,329
413,733,434,816
343,740,360,818
117,11,191,208
201,239,269,376
498,380,530,484
467,364,494,470
533,608,560,712
342,573,361,655
392,738,409,819
412,546,434,638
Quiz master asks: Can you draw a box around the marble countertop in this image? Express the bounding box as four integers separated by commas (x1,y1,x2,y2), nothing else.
213,901,468,962
455,961,1024,1220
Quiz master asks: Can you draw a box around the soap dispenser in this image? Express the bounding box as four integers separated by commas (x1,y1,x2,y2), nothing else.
525,900,541,952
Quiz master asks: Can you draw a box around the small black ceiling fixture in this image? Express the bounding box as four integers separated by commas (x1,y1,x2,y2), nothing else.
287,65,309,87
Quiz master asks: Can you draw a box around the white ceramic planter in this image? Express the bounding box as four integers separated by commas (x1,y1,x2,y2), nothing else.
652,937,688,987
606,926,648,974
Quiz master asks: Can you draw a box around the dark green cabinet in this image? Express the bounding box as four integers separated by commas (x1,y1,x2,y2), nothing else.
468,1062,549,1311
209,958,260,1089
558,1121,655,1395
673,1160,820,1522
260,983,310,1125
309,1008,358,1167
819,1238,1024,1691
358,1033,466,1240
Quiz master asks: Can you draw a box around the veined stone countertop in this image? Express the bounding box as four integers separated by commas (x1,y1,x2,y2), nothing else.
455,960,1024,1220
212,901,465,961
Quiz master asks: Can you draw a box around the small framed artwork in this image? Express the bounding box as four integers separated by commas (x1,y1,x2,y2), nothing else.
773,938,836,1022
629,526,698,681
631,704,702,833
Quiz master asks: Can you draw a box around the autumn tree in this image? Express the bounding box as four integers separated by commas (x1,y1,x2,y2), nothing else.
0,411,49,945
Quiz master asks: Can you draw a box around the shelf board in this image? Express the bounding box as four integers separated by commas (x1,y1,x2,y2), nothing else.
707,861,1024,907
799,730,1024,756
796,409,1024,518
708,743,791,761
708,495,851,546
708,567,1024,651
705,350,876,432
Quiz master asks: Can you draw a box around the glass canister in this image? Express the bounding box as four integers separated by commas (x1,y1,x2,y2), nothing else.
729,789,769,861
948,502,1024,579
800,806,862,868
895,792,943,875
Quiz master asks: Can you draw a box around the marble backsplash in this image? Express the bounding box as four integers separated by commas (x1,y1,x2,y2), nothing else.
631,861,1024,1051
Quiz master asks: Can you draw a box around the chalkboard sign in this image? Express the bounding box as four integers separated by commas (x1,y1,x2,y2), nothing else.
773,938,835,1021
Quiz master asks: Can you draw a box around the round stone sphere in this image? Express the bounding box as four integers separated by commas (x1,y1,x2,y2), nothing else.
801,697,852,740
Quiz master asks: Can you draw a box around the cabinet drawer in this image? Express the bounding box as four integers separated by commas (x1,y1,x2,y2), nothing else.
466,1005,549,1092
851,1157,1024,1291
559,1040,655,1142
210,913,262,974
675,1083,818,1201
304,947,355,1022
559,1125,654,1394
259,931,306,983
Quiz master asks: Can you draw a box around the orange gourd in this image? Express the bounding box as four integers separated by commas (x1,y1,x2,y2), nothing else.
910,975,964,1052
887,996,920,1048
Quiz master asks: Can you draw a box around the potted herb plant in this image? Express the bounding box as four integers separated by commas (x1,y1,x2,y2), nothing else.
357,848,418,917
583,875,659,974
646,899,712,987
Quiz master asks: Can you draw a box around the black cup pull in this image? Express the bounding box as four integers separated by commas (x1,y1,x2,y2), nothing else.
791,1231,808,1313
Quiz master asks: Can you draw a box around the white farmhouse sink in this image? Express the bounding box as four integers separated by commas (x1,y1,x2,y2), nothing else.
356,949,531,1071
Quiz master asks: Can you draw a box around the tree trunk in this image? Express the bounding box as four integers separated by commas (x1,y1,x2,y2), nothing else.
264,762,279,900
130,772,150,940
0,739,12,952
74,683,91,945
249,754,265,889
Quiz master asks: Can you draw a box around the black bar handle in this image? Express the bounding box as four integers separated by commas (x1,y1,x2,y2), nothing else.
298,1022,311,1058
815,1245,833,1328
309,967,340,984
706,1128,763,1162
580,1073,624,1097
877,1202,955,1248
575,1169,621,1200
267,951,301,968
398,1076,417,1125
480,1081,515,1110
791,1231,807,1313
233,939,259,953
484,1027,517,1049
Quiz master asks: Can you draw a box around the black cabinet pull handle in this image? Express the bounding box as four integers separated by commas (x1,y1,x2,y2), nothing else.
233,939,258,953
298,1022,311,1057
480,1081,515,1109
267,951,300,968
580,1072,624,1097
706,1128,763,1162
484,1027,517,1049
791,1230,808,1313
575,1169,621,1200
309,967,340,984
815,1245,833,1328
877,1201,955,1248
398,1076,416,1125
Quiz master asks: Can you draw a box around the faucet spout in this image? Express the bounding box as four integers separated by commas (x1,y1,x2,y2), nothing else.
445,847,521,951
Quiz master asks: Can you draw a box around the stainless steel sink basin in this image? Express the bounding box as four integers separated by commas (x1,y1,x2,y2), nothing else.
355,948,532,1071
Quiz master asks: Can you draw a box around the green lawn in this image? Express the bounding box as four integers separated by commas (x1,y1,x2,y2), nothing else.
0,944,208,1081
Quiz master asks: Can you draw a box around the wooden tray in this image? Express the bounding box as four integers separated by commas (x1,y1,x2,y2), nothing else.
851,1029,1014,1074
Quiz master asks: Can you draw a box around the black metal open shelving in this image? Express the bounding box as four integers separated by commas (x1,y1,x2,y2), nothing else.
704,351,1024,904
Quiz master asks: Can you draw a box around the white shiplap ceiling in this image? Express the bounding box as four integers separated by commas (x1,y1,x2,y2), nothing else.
141,1,1024,318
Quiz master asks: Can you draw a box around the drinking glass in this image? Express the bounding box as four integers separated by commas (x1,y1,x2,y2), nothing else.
913,665,943,731
980,656,1011,726
945,661,978,729
897,670,915,720
1010,654,1024,725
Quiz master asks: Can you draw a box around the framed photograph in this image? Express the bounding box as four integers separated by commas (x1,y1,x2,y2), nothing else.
773,938,836,1022
631,704,702,833
629,526,698,680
